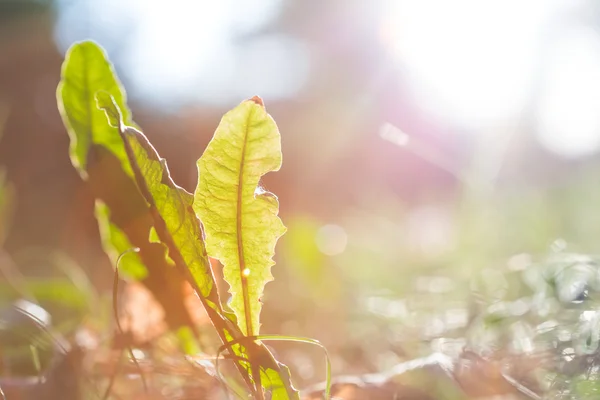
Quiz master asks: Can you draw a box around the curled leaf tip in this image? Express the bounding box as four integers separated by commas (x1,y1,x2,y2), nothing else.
249,96,264,107
95,91,123,129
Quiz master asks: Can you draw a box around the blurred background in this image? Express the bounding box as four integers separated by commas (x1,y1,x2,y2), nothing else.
3,0,600,397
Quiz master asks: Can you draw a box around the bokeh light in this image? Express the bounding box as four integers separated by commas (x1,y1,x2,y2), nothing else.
53,0,308,108
381,0,564,127
535,26,600,158
315,224,348,256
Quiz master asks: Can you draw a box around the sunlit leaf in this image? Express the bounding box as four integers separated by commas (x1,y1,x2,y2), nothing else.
56,40,132,176
194,97,286,337
95,90,221,306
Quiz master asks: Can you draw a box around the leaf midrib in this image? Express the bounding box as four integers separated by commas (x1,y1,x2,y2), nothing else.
237,106,254,337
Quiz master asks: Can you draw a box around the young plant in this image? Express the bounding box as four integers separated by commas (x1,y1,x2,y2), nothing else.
56,40,329,399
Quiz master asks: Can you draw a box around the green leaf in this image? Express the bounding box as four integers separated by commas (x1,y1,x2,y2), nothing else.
56,40,132,176
95,201,147,280
95,91,221,305
194,97,286,337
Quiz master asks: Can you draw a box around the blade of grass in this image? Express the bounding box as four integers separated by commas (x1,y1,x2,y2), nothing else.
112,249,148,395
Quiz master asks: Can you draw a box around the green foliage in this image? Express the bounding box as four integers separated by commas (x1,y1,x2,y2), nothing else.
57,40,302,399
57,40,199,337
194,97,286,336
95,91,218,302
0,279,89,311
56,41,144,281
